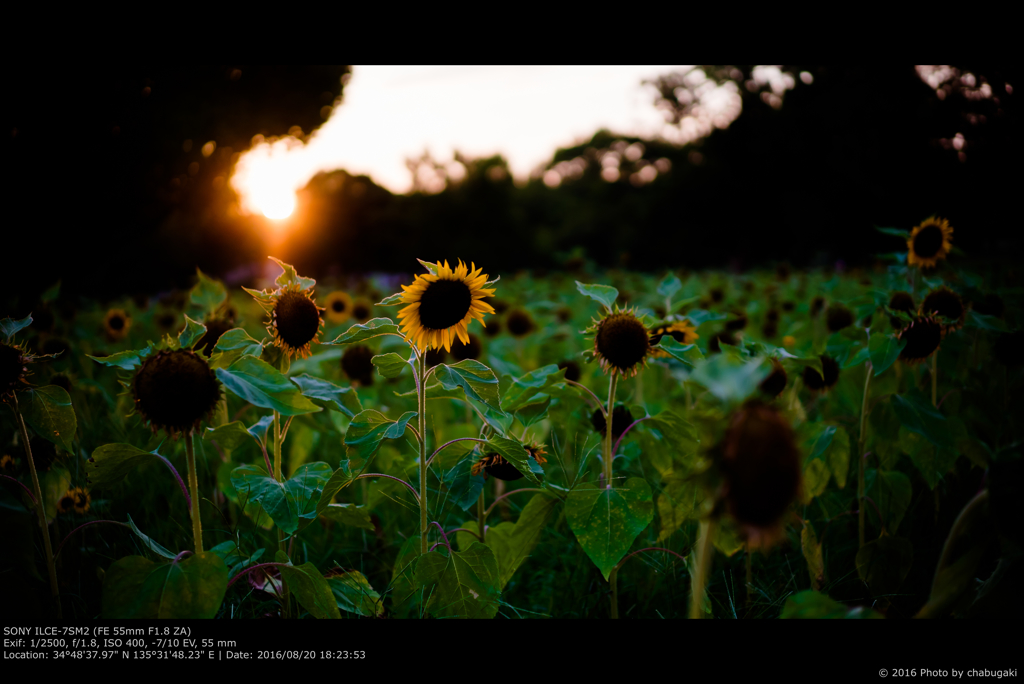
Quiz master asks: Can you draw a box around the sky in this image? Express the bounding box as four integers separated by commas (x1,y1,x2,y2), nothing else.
231,66,710,217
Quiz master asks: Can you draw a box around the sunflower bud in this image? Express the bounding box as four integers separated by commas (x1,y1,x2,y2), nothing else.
897,316,942,364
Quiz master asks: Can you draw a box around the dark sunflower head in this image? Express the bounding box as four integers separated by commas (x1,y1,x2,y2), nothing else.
921,287,965,334
725,312,748,332
556,306,572,323
58,491,76,515
782,301,795,312
888,291,915,313
26,437,60,472
133,349,221,437
341,345,375,385
897,316,942,364
826,304,855,333
1,342,28,396
589,309,651,376
718,401,801,547
71,487,91,514
352,298,373,323
156,311,177,332
810,296,825,318
425,347,448,368
907,217,953,269
324,291,353,324
802,355,840,391
104,309,131,341
762,321,778,339
708,330,737,354
506,309,535,338
491,298,510,315
558,360,581,383
270,286,325,359
591,404,635,440
765,309,780,323
196,317,235,357
484,317,502,337
0,454,16,474
759,359,788,398
710,288,725,304
450,333,482,361
993,330,1024,367
471,443,547,481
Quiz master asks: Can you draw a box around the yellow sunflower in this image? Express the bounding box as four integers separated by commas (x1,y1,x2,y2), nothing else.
398,260,495,352
907,217,953,269
266,285,325,359
649,320,699,358
103,308,131,341
324,291,353,324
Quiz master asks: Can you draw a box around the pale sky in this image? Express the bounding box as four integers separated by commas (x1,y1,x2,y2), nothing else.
230,66,744,218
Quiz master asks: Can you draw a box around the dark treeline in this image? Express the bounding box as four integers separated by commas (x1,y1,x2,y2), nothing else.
5,64,1019,311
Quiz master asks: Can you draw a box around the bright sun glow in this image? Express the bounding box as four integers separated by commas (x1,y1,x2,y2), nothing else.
231,136,309,219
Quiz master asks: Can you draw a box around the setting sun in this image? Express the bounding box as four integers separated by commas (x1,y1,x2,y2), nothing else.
230,135,305,220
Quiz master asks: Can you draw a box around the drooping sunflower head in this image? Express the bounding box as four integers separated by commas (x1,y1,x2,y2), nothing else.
506,309,535,338
648,320,699,358
907,217,953,269
450,333,482,361
341,345,375,386
921,287,965,335
558,360,581,383
802,355,840,392
398,260,495,353
759,358,788,398
104,308,131,341
196,317,235,357
132,349,221,437
592,404,636,440
897,316,942,364
587,308,651,376
1,342,28,396
826,304,855,333
268,286,325,359
352,298,373,324
718,401,801,549
471,442,547,481
324,291,353,324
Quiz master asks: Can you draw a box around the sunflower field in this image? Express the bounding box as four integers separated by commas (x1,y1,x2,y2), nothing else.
2,220,1021,621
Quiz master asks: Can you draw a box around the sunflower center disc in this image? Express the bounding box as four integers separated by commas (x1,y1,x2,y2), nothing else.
913,225,944,258
417,279,472,330
135,350,220,431
342,345,375,382
332,300,346,312
597,316,650,369
275,292,321,348
1,344,23,391
109,316,125,330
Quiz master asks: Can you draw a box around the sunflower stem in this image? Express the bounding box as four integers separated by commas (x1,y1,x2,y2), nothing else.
690,518,716,619
273,411,282,481
603,372,618,484
12,393,61,619
184,430,203,554
858,361,872,550
417,350,429,556
477,490,486,543
931,351,938,407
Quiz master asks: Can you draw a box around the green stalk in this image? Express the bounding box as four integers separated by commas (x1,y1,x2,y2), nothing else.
13,393,61,618
604,371,619,485
690,518,717,619
858,361,872,549
477,490,486,543
184,431,204,553
418,351,429,555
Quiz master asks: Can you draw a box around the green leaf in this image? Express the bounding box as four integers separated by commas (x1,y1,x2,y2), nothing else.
248,414,274,447
189,268,227,312
343,410,417,466
802,423,837,465
291,373,361,418
856,534,913,598
270,256,316,291
40,281,61,304
780,590,884,619
828,427,851,489
802,524,824,591
684,309,728,326
209,328,264,368
390,535,422,608
647,410,699,459
375,292,405,306
965,310,1008,331
514,396,551,428
802,459,831,504
565,477,654,580
656,273,682,299
280,562,340,619
866,469,912,535
875,226,909,237
690,355,769,404
656,478,703,540
891,393,951,448
415,543,501,619
372,352,410,379
210,541,263,577
1,314,33,341
654,337,704,367
215,356,321,416
575,281,619,310
328,571,384,617
779,354,823,377
485,436,543,485
87,443,163,489
101,552,228,618
502,364,561,412
488,492,561,589
321,503,375,531
903,430,957,491
177,314,207,350
434,359,502,413
417,258,440,275
442,455,486,511
869,333,906,376
22,386,76,453
126,514,177,560
842,344,870,370
324,318,401,346
315,464,355,519
230,463,333,535
713,517,745,556
204,421,257,451
87,344,154,371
